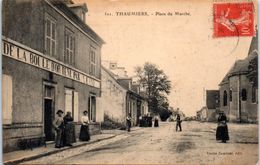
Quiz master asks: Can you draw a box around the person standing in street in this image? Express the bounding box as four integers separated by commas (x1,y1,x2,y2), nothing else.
139,115,143,127
126,113,132,132
63,111,76,146
216,112,229,143
154,114,159,127
176,114,182,132
79,111,91,141
53,110,64,148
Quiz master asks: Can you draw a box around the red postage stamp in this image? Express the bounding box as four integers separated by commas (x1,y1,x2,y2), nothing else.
213,2,254,37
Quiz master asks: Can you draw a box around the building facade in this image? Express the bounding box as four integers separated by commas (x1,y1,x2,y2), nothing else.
2,0,104,152
206,90,220,121
219,32,258,123
100,66,127,124
196,107,208,122
101,62,148,126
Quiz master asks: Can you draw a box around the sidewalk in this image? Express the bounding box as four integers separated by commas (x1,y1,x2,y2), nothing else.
3,133,115,165
3,127,141,165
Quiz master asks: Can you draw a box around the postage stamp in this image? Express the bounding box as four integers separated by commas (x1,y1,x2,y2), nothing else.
213,2,254,37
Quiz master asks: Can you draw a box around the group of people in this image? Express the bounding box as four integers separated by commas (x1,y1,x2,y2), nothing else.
126,113,160,132
53,110,91,148
139,114,160,128
53,109,229,148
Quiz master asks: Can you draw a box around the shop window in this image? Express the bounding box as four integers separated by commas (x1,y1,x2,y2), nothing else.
64,28,75,65
2,74,12,124
223,90,227,106
45,15,56,56
229,90,232,102
252,87,257,103
65,89,79,122
241,89,247,101
89,47,96,76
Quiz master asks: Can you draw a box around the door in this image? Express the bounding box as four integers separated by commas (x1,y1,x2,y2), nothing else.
44,86,55,141
44,99,55,141
137,100,141,126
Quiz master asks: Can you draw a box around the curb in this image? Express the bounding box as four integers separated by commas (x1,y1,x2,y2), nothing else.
4,135,116,165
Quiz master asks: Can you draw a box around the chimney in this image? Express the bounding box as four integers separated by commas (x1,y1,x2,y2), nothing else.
67,3,88,23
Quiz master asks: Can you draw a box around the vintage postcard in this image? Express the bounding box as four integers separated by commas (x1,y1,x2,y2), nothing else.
2,0,258,164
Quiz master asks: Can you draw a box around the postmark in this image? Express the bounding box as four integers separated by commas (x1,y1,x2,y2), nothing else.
213,2,254,37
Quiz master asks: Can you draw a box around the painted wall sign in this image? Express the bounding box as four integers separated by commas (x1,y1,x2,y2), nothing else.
2,37,100,88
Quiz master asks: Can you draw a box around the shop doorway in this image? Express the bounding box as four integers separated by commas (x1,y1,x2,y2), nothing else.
44,86,55,141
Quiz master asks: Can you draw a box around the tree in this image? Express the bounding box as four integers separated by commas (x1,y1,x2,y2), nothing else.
135,62,171,114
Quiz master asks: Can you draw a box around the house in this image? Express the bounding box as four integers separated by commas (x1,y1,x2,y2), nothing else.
2,0,104,152
101,62,148,126
218,30,258,123
206,90,220,121
196,107,208,121
196,90,220,122
117,78,148,126
100,66,127,125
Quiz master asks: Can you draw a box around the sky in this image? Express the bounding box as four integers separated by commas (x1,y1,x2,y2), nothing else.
75,0,257,116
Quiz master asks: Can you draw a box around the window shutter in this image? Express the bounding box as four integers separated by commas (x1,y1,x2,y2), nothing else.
2,74,13,124
73,91,79,122
65,89,73,114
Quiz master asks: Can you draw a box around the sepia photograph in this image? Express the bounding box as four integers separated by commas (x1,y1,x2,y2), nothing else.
2,0,259,164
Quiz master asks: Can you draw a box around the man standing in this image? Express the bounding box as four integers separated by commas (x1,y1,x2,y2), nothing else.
176,114,182,132
126,113,132,132
53,110,64,148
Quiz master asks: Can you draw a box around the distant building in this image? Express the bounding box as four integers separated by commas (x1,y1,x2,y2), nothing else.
101,64,148,126
206,90,220,121
102,61,128,78
2,0,104,152
218,30,258,123
197,90,220,122
196,107,208,121
117,78,148,126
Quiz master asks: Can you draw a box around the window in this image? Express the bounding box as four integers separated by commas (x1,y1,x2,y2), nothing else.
229,89,232,102
45,86,54,99
223,90,227,106
64,28,75,65
89,47,96,76
252,86,257,103
65,89,79,122
241,89,247,101
88,95,96,122
45,16,56,56
2,74,12,124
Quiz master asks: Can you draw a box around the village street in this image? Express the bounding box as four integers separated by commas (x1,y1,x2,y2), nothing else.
22,121,258,165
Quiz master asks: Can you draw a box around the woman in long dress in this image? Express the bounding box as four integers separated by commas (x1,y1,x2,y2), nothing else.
154,115,159,127
63,112,76,146
216,112,229,143
79,111,91,141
